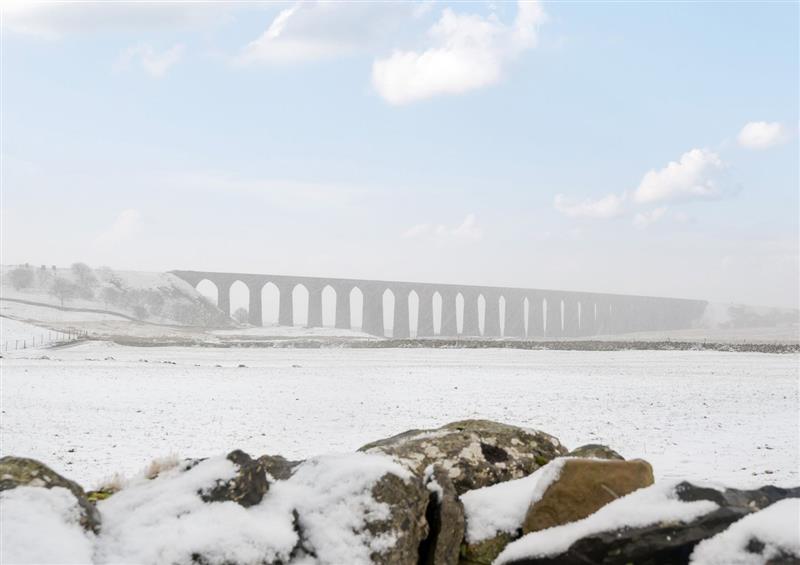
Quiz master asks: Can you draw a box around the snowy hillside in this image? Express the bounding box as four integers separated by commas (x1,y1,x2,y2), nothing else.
0,264,229,328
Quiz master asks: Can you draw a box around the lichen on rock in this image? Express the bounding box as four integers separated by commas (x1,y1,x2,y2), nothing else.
566,444,625,461
0,456,101,533
360,419,568,495
198,449,269,507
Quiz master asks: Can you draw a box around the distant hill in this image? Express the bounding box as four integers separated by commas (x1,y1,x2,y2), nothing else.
0,264,230,328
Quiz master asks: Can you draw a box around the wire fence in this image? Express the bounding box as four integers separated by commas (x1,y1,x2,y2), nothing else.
2,329,89,352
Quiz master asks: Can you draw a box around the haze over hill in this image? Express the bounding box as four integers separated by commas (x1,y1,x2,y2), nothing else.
1,262,797,347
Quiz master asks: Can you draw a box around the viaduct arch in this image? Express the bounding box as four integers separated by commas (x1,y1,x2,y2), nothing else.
171,270,707,338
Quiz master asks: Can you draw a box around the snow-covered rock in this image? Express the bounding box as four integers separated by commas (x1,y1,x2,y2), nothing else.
522,457,654,534
459,458,568,564
495,481,800,565
690,498,800,564
0,486,95,565
359,419,567,495
0,451,429,565
494,480,719,564
1,421,797,565
0,456,100,532
199,449,270,508
421,465,465,565
566,443,625,460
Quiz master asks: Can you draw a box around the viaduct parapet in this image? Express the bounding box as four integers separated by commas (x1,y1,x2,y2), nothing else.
171,270,707,338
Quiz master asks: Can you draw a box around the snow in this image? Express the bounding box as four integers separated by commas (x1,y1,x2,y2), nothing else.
212,326,375,339
592,325,799,345
269,452,412,563
690,498,800,564
0,316,69,350
460,458,567,542
1,266,217,326
0,486,95,564
96,456,297,565
2,452,413,565
424,465,444,501
495,481,720,563
1,300,130,324
1,345,797,489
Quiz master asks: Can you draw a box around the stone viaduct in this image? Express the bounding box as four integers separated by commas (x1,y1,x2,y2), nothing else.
171,270,707,338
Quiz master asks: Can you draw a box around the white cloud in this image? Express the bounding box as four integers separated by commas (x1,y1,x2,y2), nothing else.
403,214,483,241
2,2,230,39
448,213,483,239
737,121,788,150
371,1,546,105
633,207,667,229
236,3,416,66
402,223,432,238
236,6,351,65
95,209,142,247
553,193,626,219
115,43,185,78
633,148,726,204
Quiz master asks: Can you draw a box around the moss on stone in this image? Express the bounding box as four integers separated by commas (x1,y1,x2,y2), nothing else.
459,532,514,565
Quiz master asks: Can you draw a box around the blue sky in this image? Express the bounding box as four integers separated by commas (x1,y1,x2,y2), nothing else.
2,1,798,307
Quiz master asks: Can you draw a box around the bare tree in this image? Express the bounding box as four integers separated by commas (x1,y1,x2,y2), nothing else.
37,265,53,287
8,266,34,290
71,262,98,288
50,277,78,306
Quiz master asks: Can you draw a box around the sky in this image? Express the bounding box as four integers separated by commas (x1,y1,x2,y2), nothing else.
1,1,798,308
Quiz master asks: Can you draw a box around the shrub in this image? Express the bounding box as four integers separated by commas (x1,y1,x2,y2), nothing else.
233,307,249,324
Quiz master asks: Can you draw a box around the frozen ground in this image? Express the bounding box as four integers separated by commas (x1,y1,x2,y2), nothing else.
1,343,797,489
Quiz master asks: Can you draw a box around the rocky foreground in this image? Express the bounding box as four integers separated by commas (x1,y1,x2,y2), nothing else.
1,420,798,564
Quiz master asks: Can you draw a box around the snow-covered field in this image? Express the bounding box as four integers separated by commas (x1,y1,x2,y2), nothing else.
211,325,375,339
1,343,797,490
0,317,74,351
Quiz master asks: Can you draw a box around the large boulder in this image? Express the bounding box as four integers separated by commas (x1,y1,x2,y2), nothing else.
566,444,624,461
690,498,800,565
198,449,269,507
360,420,567,494
522,458,654,534
420,465,465,565
367,471,431,564
0,456,100,532
500,481,800,565
270,452,430,565
459,458,653,565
